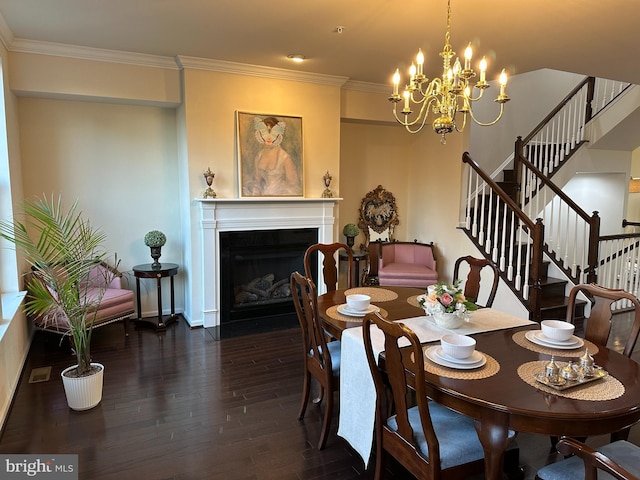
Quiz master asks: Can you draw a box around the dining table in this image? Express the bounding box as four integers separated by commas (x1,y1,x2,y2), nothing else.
318,285,640,480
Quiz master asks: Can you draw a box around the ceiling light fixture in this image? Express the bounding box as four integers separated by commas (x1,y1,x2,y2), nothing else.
287,54,306,63
388,0,509,143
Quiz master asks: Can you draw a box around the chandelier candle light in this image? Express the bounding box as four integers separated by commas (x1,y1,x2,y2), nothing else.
388,0,509,143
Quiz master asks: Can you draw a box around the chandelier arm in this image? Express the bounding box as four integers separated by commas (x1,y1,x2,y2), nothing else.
465,88,486,102
406,99,433,133
467,103,506,127
453,112,467,133
391,96,433,130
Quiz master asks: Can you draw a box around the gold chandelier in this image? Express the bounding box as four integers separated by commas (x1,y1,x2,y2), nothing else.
388,0,509,143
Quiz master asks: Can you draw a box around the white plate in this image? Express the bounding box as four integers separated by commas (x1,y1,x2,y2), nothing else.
433,346,484,365
424,345,486,369
336,304,380,317
525,330,584,349
534,331,582,347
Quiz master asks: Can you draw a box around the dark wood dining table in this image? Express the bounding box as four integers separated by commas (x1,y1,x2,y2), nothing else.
319,286,640,480
317,286,425,339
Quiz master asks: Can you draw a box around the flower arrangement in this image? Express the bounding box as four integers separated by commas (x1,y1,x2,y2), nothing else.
144,230,166,248
417,280,478,315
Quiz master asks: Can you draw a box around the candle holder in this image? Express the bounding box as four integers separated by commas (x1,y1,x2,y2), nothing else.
203,168,217,198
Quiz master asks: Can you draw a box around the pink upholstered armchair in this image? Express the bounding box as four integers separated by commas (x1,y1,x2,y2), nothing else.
377,241,438,288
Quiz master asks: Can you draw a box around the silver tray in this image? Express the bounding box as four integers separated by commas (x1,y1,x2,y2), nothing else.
534,367,607,391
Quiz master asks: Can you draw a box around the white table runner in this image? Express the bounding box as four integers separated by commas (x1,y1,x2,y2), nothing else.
337,309,534,467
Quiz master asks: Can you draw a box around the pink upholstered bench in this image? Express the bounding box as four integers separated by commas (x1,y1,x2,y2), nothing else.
378,241,438,288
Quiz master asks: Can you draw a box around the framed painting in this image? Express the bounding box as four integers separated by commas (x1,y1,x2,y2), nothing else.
236,111,303,197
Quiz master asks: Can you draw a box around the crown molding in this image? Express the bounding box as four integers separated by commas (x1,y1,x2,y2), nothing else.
342,79,389,94
8,38,179,70
0,12,13,51
175,56,348,87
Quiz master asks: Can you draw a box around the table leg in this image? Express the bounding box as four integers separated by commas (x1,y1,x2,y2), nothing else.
170,275,175,317
135,277,142,320
474,412,512,480
156,276,164,328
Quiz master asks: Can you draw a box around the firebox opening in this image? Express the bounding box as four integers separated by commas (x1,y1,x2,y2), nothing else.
219,228,318,336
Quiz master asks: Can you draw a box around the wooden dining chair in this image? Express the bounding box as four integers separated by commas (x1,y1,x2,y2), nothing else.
362,311,517,480
566,283,640,357
549,283,640,449
453,255,500,308
537,437,640,480
290,271,340,450
304,242,354,292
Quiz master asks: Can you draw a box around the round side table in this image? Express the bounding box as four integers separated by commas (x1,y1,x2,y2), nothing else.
133,263,179,332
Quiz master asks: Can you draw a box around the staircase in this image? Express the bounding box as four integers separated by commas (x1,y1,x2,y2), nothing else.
462,76,632,322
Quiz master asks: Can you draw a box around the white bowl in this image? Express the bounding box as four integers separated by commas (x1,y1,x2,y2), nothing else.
541,320,575,342
441,334,476,359
346,294,371,312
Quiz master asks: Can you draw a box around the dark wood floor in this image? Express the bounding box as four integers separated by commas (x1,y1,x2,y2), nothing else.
0,316,638,480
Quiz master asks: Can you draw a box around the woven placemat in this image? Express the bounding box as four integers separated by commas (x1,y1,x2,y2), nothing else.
344,287,398,302
415,347,500,380
407,294,423,308
512,330,599,357
325,305,389,323
517,361,624,401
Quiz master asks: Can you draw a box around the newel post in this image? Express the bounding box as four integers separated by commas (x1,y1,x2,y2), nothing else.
514,137,524,207
586,211,600,284
529,218,545,322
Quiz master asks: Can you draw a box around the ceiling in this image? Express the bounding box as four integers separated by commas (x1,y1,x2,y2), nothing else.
0,0,637,87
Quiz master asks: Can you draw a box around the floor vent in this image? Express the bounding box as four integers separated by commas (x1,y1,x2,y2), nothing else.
28,366,52,383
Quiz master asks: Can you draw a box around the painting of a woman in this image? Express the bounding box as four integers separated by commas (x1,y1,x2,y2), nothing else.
237,112,303,197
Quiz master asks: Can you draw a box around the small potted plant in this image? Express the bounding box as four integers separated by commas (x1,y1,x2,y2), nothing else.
144,230,166,268
342,223,360,249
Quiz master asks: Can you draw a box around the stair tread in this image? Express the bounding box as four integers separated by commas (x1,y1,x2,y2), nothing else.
539,296,587,309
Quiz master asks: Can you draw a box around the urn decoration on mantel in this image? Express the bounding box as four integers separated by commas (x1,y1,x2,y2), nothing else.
144,230,166,269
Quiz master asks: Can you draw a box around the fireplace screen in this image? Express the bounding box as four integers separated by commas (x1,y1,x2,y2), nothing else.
219,228,318,326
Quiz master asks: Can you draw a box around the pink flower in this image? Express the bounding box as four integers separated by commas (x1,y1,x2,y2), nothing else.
439,292,454,307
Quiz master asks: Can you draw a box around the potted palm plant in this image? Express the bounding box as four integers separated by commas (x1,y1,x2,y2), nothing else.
0,195,115,410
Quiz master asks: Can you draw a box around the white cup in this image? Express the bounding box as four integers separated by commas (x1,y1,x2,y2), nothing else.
346,294,371,312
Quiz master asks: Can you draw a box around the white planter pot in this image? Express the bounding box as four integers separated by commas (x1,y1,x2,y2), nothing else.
61,362,104,411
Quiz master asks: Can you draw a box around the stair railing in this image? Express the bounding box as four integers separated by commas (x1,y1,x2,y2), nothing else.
510,76,628,287
463,152,545,320
514,77,594,186
514,77,631,188
513,150,601,285
597,231,640,310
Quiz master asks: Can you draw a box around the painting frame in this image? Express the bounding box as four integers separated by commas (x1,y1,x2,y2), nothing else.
236,111,304,197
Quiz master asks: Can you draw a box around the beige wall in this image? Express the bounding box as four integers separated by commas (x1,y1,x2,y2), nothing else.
339,115,475,282
17,97,182,316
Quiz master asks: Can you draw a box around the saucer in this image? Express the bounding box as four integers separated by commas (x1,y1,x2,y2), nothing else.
525,330,584,349
424,346,486,369
336,304,380,317
433,346,484,365
534,331,581,346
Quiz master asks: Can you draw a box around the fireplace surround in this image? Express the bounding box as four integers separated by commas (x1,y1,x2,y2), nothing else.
197,198,339,329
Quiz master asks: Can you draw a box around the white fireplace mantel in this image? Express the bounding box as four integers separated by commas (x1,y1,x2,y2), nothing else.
197,197,340,328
